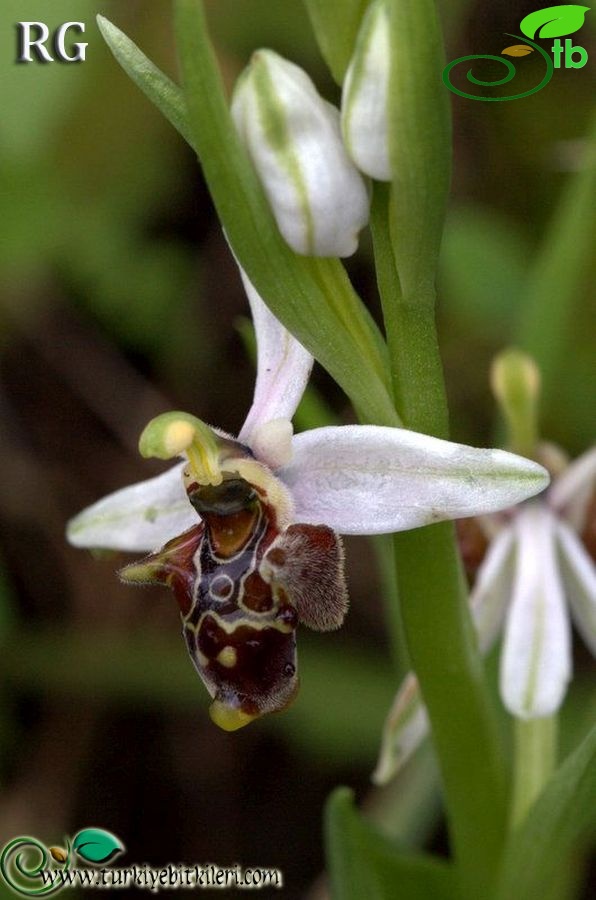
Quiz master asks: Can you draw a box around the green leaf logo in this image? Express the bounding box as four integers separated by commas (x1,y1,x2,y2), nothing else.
520,5,590,39
72,828,124,865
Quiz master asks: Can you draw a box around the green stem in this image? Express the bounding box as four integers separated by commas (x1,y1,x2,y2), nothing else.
371,183,448,433
393,527,508,896
508,416,539,461
373,186,508,896
511,716,558,829
371,534,408,677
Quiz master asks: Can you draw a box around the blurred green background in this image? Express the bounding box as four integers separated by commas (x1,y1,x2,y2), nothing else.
0,1,594,897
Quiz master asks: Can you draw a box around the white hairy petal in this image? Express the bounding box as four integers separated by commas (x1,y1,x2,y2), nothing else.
500,504,572,718
237,268,312,444
372,673,429,785
280,425,550,533
66,463,196,553
470,526,515,654
556,520,596,655
549,445,596,532
341,0,392,180
232,49,370,256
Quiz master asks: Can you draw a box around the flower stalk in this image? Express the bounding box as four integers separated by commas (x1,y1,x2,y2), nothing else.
511,716,558,829
371,1,507,894
372,187,507,897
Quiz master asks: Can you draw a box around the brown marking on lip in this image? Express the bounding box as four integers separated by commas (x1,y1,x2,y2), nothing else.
242,570,274,612
196,614,298,715
207,507,260,557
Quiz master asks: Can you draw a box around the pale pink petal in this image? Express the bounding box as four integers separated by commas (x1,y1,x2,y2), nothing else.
66,463,197,553
237,269,313,444
556,520,596,655
470,526,515,653
281,426,549,533
500,504,572,718
549,446,596,532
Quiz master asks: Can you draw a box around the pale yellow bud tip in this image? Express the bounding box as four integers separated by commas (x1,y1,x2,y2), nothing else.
490,348,542,458
209,701,257,732
490,349,541,405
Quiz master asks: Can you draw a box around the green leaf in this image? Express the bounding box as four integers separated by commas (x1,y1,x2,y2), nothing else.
325,787,457,900
96,15,193,148
303,0,373,84
520,5,590,40
99,8,399,428
495,724,596,900
72,829,124,864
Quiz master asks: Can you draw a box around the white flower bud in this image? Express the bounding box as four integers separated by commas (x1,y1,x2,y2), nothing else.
231,49,370,257
341,0,391,181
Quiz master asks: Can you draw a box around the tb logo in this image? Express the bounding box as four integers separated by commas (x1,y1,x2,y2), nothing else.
16,21,88,63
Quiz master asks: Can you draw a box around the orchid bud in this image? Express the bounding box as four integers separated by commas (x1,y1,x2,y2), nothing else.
490,349,541,458
231,49,370,257
341,0,392,181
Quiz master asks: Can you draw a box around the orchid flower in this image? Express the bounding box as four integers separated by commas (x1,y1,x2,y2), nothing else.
373,443,596,785
67,267,548,731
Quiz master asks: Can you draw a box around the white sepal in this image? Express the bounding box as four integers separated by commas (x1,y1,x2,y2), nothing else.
341,0,392,180
549,445,596,532
66,463,195,553
470,525,515,654
500,504,572,718
237,267,312,444
556,520,596,655
232,49,370,256
372,673,429,785
280,425,550,534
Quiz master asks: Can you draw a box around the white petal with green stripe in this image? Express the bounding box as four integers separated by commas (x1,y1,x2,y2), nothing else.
500,504,572,718
341,0,391,181
66,463,195,553
556,520,596,656
372,672,429,785
232,50,369,256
